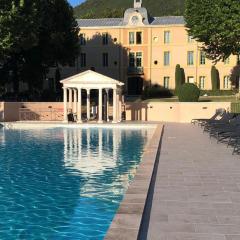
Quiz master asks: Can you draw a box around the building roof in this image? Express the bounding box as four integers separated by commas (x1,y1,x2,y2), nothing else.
151,16,185,25
77,18,123,27
77,16,185,27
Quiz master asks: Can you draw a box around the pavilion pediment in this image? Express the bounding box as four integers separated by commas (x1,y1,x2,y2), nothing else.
60,70,124,87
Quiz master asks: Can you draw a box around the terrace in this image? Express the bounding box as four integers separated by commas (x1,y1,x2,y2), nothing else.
142,123,240,239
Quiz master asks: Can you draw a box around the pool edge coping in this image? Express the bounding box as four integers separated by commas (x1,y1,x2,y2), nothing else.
104,124,164,240
2,122,158,130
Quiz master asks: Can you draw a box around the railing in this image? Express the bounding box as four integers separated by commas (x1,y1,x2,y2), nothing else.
127,66,144,75
19,108,64,121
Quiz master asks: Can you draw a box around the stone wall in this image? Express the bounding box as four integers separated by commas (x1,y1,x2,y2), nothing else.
0,101,232,123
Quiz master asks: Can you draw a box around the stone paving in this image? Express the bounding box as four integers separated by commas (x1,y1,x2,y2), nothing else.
147,123,240,240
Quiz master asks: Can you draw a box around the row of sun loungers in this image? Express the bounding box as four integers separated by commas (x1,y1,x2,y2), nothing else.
191,109,240,154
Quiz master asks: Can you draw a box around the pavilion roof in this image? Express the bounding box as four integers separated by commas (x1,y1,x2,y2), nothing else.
61,70,124,88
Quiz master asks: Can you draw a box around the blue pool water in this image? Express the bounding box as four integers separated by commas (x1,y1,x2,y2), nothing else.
0,127,153,240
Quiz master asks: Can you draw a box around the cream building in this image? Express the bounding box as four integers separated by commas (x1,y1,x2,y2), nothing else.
51,0,239,95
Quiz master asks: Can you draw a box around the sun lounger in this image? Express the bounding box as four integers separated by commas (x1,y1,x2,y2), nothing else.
203,113,237,132
191,109,226,125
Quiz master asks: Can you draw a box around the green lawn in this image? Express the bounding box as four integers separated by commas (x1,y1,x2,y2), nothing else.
135,95,238,103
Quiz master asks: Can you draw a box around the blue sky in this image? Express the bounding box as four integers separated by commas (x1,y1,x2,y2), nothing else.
68,0,85,7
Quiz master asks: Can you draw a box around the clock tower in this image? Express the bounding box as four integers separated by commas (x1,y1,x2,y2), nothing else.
134,0,142,8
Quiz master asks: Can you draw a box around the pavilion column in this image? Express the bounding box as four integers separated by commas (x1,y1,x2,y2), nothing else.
73,89,77,113
106,89,110,122
118,90,122,122
98,88,103,123
63,87,68,122
68,88,73,111
113,88,117,123
77,88,82,123
86,89,91,120
116,89,119,122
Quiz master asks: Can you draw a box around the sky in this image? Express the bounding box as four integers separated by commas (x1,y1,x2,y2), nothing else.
68,0,85,7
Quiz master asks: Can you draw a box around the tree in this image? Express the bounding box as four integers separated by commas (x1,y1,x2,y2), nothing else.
185,0,240,62
211,66,220,90
175,64,185,93
180,67,185,85
37,0,80,67
175,64,182,91
0,0,79,96
0,0,39,92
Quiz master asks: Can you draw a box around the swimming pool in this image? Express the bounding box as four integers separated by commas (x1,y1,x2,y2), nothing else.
0,127,154,240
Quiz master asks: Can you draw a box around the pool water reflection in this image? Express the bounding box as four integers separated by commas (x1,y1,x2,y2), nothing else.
0,127,154,240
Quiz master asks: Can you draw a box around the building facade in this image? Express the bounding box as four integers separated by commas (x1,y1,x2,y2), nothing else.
52,0,238,95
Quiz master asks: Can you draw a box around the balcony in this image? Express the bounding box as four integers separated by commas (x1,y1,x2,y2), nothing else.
127,66,144,75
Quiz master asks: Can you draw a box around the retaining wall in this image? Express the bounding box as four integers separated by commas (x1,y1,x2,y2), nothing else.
0,101,231,123
125,102,231,123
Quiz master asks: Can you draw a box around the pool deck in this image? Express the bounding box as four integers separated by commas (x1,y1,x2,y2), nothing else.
105,124,163,240
145,123,240,240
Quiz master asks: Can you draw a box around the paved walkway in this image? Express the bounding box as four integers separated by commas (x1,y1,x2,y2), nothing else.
147,123,240,240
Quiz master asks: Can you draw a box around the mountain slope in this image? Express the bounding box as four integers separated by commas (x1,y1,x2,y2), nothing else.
74,0,185,19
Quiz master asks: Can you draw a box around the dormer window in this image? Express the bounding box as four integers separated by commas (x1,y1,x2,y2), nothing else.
131,15,140,25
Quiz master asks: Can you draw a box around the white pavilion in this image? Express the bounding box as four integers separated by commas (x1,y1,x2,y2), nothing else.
60,70,124,123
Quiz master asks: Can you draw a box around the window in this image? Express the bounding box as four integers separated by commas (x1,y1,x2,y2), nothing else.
102,33,108,45
79,33,86,45
80,53,86,67
136,32,142,44
164,77,170,88
199,76,205,89
200,51,206,65
187,76,195,83
102,53,108,67
136,52,142,67
164,51,170,66
164,31,170,44
129,32,142,45
129,32,135,44
188,35,194,43
224,57,230,64
187,51,194,65
129,52,142,67
129,52,135,67
223,76,231,89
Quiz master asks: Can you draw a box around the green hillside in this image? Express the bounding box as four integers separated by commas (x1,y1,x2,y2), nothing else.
74,0,185,19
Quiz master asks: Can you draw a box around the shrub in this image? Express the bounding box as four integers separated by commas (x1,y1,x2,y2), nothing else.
178,83,200,102
142,85,174,99
211,66,220,90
